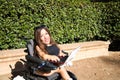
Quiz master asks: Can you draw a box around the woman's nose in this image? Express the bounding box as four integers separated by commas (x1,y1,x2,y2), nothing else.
44,36,47,39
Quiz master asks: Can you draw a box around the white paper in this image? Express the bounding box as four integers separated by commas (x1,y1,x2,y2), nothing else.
61,46,81,67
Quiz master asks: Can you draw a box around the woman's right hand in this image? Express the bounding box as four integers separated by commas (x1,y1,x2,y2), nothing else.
47,55,60,62
43,54,60,62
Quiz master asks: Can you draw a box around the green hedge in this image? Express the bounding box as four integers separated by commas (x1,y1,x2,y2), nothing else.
101,2,120,41
0,0,120,50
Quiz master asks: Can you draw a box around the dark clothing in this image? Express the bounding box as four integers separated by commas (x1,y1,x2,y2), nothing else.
45,45,60,56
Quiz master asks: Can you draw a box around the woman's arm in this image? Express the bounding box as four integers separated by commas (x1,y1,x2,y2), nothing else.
36,45,60,62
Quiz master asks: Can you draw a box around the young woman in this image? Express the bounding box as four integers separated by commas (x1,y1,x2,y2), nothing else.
34,25,72,80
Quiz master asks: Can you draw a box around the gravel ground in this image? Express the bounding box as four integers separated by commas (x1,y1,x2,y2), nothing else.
67,51,120,80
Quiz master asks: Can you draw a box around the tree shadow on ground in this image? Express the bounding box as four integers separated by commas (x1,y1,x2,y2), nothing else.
99,53,120,67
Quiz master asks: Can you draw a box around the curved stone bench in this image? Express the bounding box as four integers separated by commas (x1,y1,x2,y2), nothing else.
0,41,110,76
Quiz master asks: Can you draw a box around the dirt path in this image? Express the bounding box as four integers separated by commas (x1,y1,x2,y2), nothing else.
67,52,120,80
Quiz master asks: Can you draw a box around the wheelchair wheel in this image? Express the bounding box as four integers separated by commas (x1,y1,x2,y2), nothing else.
67,71,77,80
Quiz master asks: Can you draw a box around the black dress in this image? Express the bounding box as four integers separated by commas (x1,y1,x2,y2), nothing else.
45,45,60,56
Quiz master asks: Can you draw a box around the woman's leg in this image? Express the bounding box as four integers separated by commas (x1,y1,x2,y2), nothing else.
58,67,71,80
35,67,72,80
34,68,57,76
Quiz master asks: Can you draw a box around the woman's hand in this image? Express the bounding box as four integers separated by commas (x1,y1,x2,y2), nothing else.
58,50,67,57
45,55,60,62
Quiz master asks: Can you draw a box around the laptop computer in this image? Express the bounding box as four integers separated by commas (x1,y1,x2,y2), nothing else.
50,46,81,67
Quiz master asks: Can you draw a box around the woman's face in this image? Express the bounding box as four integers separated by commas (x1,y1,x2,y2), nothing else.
40,29,50,45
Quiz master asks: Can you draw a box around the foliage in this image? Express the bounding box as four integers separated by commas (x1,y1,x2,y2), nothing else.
0,0,119,50
94,2,120,40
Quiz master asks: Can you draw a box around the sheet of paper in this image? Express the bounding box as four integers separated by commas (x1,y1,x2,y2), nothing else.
61,46,81,67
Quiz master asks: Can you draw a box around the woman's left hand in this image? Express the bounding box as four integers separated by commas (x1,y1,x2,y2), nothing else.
58,51,67,57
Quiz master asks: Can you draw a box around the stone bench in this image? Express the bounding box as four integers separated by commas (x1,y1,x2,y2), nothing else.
0,41,110,76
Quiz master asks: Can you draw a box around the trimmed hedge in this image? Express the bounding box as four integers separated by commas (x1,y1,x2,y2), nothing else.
101,2,120,41
0,0,120,50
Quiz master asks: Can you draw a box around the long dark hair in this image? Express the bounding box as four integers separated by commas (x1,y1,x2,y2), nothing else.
34,25,57,54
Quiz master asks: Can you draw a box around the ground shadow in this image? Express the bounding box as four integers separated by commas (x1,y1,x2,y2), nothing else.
99,54,120,67
108,40,120,51
9,61,25,79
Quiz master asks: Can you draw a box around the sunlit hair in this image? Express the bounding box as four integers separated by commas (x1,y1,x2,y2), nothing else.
34,25,57,54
